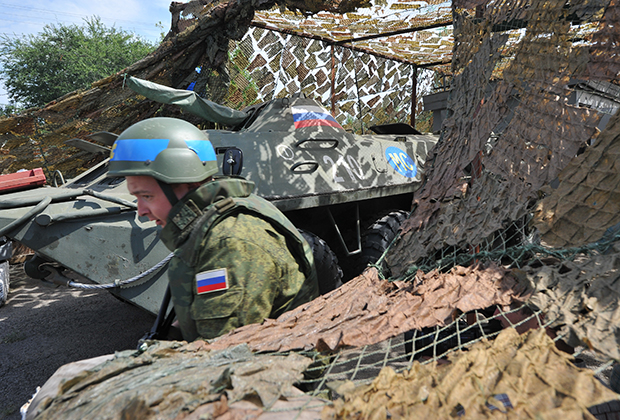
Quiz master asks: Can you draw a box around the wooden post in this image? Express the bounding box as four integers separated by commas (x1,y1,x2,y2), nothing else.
475,5,484,19
331,44,336,116
410,65,418,128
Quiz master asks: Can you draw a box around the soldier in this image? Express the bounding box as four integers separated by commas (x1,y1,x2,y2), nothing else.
107,117,319,341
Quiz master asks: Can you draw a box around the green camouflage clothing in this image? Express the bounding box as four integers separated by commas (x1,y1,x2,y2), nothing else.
159,177,319,342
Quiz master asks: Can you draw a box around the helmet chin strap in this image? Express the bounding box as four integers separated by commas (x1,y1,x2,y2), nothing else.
157,180,179,207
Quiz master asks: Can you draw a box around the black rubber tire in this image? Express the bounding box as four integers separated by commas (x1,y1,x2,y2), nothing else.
299,229,343,295
359,210,409,275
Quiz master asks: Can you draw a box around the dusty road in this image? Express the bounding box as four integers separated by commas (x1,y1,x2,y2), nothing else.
0,263,155,420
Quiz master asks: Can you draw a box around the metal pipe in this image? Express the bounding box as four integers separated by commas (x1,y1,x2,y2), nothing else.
83,189,137,209
0,189,135,211
0,196,52,236
250,21,453,67
35,207,125,226
0,190,83,209
331,44,336,116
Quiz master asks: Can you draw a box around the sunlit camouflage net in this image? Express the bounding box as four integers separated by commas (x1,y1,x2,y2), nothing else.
386,0,620,276
253,0,453,66
224,0,620,414
220,26,435,132
355,1,620,416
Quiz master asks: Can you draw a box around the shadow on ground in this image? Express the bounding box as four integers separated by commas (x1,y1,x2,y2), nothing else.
0,264,155,420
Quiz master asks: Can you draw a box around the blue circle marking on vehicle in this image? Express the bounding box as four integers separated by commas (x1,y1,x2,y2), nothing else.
385,147,417,178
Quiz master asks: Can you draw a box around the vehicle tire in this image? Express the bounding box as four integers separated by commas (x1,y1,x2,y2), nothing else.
358,210,409,276
299,229,343,295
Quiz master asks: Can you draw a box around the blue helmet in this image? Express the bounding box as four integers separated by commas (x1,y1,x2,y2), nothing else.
107,117,218,183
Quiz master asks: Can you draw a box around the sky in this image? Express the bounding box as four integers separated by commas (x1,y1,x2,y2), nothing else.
0,0,173,105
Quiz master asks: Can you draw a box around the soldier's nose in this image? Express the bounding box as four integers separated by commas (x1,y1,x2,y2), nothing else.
136,203,149,217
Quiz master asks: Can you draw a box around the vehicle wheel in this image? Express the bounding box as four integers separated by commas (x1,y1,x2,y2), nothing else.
0,260,9,306
299,229,343,295
358,210,409,277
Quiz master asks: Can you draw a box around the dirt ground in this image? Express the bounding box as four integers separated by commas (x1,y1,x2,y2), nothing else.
0,263,155,420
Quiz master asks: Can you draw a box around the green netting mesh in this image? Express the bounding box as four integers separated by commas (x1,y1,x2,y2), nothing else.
211,27,433,133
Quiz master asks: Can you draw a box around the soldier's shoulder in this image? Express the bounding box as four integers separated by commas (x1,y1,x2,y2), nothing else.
208,211,276,241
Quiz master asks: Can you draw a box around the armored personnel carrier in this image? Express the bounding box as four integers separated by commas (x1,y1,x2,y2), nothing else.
0,77,437,314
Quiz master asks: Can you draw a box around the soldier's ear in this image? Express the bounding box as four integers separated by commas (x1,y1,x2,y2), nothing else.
171,183,197,200
187,182,204,190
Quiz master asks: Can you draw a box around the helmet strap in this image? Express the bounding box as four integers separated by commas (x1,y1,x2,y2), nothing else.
157,180,179,207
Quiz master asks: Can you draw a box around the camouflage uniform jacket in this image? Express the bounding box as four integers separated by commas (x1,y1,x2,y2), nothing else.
159,177,319,341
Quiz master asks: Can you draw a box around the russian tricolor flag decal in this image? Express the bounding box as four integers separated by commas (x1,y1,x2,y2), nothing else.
292,105,343,129
195,268,228,294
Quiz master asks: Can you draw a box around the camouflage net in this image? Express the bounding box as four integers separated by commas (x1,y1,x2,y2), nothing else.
11,0,620,418
220,27,432,133
386,0,620,274
325,329,617,419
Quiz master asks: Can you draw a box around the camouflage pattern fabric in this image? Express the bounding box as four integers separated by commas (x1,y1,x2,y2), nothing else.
160,177,319,341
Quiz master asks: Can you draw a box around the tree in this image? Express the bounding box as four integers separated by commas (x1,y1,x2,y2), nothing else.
0,103,22,117
0,17,156,108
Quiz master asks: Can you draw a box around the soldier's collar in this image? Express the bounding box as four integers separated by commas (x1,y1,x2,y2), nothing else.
171,199,202,232
160,198,203,250
160,178,254,249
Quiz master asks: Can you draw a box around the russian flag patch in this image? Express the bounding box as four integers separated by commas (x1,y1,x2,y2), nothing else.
195,268,228,294
292,105,343,130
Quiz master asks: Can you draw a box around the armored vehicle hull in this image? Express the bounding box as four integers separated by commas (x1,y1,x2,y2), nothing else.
0,87,437,315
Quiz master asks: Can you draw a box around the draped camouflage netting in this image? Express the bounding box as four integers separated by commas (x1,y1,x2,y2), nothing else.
8,0,620,418
386,0,620,276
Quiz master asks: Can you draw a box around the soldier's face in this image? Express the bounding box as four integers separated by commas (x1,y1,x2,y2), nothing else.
126,176,189,227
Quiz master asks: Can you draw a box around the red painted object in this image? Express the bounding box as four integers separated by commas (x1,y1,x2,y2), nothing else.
0,168,46,193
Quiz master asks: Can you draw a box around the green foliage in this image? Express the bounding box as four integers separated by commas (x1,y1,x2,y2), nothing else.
0,16,156,108
0,103,23,117
227,46,260,108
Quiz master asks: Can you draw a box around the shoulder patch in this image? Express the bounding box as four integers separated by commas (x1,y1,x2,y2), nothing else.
172,199,202,231
195,268,228,294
